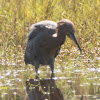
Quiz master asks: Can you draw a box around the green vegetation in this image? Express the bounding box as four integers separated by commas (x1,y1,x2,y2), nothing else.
0,0,100,63
0,0,100,100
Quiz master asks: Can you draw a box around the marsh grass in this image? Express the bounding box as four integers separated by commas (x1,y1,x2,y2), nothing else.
0,0,100,63
0,0,100,100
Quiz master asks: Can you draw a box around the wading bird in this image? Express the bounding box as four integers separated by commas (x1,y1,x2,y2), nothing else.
24,19,81,74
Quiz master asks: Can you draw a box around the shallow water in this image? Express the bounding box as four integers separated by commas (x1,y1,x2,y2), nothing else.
0,58,100,100
0,54,100,100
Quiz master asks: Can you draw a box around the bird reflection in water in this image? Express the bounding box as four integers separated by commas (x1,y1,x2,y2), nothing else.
26,75,64,100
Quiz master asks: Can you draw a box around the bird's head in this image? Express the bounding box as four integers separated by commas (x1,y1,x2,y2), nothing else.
57,19,82,52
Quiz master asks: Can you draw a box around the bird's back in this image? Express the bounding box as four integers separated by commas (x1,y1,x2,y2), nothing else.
28,21,57,40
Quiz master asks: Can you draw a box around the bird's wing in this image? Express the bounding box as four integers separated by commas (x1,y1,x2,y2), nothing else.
26,21,60,60
28,26,40,40
28,21,57,40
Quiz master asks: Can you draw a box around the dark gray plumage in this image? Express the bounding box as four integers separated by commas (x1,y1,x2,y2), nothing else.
24,19,81,74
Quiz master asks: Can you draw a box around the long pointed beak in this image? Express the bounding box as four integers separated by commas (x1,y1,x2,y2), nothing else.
72,34,82,53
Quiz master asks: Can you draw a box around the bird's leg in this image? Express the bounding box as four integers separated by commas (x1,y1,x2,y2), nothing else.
50,63,54,73
50,59,54,74
51,72,55,79
34,61,39,75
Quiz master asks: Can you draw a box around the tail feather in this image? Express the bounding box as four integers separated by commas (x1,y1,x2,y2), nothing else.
24,52,29,65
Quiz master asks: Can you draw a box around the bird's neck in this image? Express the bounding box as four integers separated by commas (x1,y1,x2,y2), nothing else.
56,29,66,46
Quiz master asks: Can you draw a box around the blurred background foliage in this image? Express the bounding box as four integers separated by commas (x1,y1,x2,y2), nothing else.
0,0,100,65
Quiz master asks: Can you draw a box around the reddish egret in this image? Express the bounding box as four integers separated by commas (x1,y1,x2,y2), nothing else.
24,19,81,74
